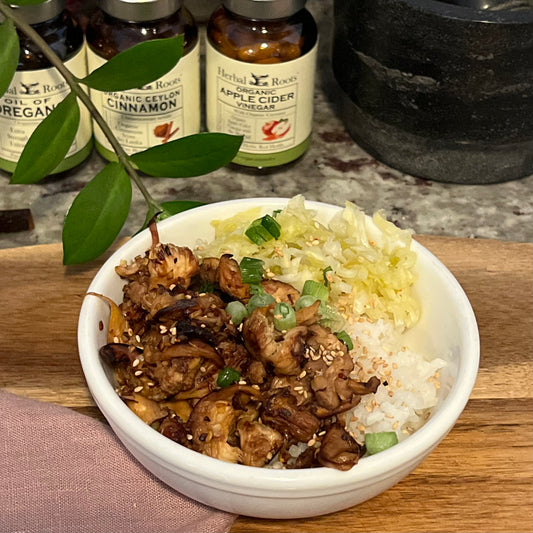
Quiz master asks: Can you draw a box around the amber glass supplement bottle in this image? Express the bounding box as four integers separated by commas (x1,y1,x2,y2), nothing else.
86,0,200,161
206,0,318,169
0,0,92,174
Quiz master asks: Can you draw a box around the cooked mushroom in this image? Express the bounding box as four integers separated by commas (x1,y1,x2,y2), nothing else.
218,254,250,300
237,419,284,467
188,385,261,463
104,239,386,471
316,423,365,471
242,306,307,375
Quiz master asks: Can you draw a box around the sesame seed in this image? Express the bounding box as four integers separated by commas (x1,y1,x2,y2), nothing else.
113,336,119,343
132,359,140,368
308,438,316,447
134,370,143,376
392,422,399,430
135,335,141,343
357,425,366,432
299,370,307,379
133,385,143,393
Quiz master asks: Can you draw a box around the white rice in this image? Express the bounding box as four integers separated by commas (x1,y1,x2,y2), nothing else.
345,318,447,445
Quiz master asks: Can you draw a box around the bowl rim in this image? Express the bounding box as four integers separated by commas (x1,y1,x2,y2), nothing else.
78,197,480,493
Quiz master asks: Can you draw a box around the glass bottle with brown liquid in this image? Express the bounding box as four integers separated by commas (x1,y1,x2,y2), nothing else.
206,0,318,169
85,0,200,161
0,0,92,174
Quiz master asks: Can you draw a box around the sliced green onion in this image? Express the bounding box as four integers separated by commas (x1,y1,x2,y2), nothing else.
217,367,241,388
245,214,281,245
245,223,271,245
260,214,281,239
318,303,346,332
226,301,248,325
247,292,276,313
295,294,319,310
336,330,354,350
302,279,329,303
273,302,296,331
365,431,399,455
322,266,333,287
239,257,264,284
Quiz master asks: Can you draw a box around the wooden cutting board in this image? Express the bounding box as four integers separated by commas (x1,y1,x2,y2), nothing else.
0,236,531,533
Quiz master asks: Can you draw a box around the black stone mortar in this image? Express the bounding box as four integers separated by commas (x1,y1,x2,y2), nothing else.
332,0,533,184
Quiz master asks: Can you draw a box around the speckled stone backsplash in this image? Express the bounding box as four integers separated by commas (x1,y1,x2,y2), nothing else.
1,0,532,249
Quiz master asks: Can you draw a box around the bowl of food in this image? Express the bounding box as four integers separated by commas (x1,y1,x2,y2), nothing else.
78,196,479,519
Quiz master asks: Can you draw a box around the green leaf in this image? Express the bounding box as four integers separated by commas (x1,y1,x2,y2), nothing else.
10,92,79,184
80,36,184,91
138,204,161,235
0,19,19,98
62,163,132,265
130,133,243,177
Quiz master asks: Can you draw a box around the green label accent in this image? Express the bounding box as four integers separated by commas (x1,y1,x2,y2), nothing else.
0,139,93,175
232,136,311,168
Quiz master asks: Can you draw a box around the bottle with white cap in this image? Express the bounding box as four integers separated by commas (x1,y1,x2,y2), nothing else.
85,0,200,161
206,0,318,169
0,0,93,175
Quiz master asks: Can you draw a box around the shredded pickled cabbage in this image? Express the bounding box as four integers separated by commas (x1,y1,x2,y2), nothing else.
198,195,420,330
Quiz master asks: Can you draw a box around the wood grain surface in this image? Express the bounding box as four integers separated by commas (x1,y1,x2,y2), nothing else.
1,236,531,533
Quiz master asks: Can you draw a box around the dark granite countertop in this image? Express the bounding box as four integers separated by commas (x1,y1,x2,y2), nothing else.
1,0,532,249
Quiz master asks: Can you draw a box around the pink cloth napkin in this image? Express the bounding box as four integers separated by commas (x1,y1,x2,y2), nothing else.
0,390,236,533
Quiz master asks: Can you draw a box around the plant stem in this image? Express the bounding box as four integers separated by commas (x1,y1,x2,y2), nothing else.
0,3,163,213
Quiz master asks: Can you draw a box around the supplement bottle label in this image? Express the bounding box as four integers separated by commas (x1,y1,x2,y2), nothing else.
0,46,92,172
206,40,317,167
87,42,200,157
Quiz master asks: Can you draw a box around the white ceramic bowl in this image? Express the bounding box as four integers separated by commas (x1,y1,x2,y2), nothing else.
78,198,479,519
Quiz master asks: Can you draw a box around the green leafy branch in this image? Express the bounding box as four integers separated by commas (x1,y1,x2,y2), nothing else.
0,1,243,264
